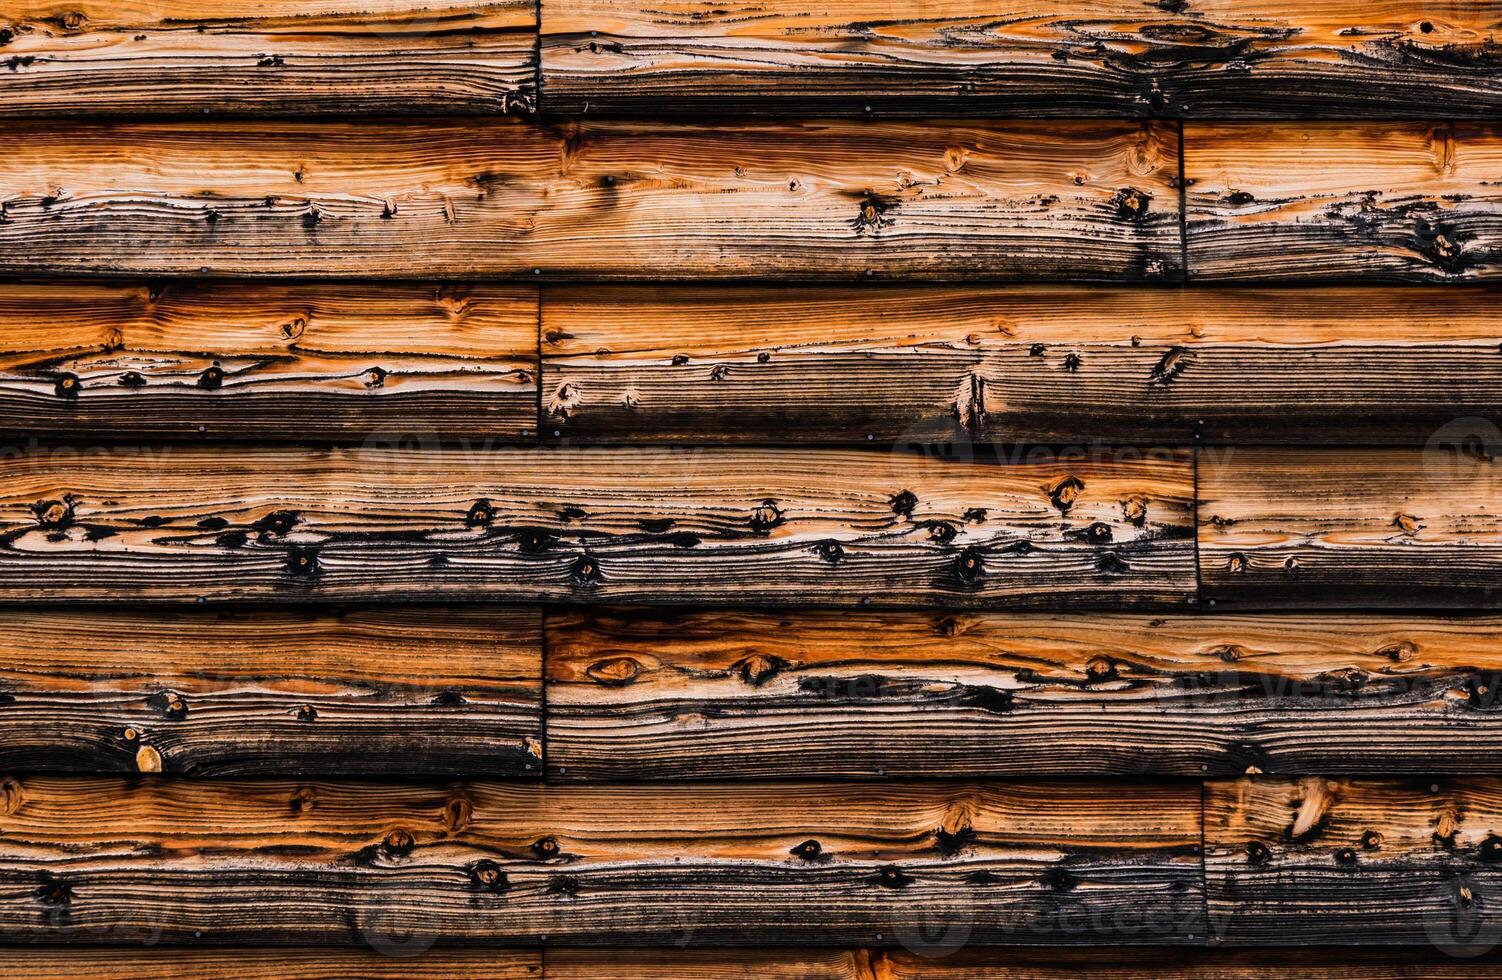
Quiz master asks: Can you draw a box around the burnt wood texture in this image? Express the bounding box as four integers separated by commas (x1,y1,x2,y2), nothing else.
0,446,1195,606
0,119,1181,281
1199,447,1502,609
0,0,537,115
540,1,1502,119
541,285,1502,445
0,607,543,776
546,610,1502,780
0,776,1204,945
0,949,541,978
0,282,538,441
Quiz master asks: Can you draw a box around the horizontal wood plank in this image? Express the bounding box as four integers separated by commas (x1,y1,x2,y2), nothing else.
1205,777,1502,945
0,948,539,978
541,1,1502,119
1199,447,1502,609
0,777,1204,945
0,446,1195,606
1186,122,1502,283
541,285,1502,445
0,607,542,776
0,0,536,115
0,282,537,441
546,610,1502,780
0,119,1181,281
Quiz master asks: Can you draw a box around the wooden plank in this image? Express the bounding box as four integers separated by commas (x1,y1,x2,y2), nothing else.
0,445,1195,606
0,119,1181,282
0,776,1204,945
542,285,1502,445
550,948,1502,978
546,610,1502,780
1186,122,1502,283
0,282,538,441
542,1,1502,120
0,607,542,777
1205,777,1502,946
1199,447,1502,609
1,948,540,978
0,0,536,115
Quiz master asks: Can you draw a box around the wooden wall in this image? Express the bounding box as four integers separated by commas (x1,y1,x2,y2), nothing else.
3,0,1502,975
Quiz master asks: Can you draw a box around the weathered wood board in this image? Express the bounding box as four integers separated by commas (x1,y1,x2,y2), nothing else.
0,446,1195,606
0,0,537,115
0,777,1204,945
0,606,542,776
2,948,540,978
541,1,1502,120
1185,123,1502,283
1204,777,1502,946
0,119,1181,281
546,610,1502,780
541,285,1502,445
1199,447,1502,609
0,282,538,441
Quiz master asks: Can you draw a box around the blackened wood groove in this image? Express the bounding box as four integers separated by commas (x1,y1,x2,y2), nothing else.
0,119,1181,282
0,948,540,978
1199,447,1502,609
0,446,1195,607
542,285,1502,445
0,282,538,442
546,610,1502,780
1205,777,1502,945
0,607,543,777
1185,123,1502,283
0,1,536,116
541,1,1502,120
0,777,1204,945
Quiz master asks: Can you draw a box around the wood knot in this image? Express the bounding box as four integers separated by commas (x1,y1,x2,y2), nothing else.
1151,347,1195,386
1047,476,1084,514
197,364,224,390
1377,640,1418,662
1246,841,1272,866
955,546,985,584
1,776,22,815
1392,513,1423,535
587,657,643,686
1112,187,1151,220
817,540,844,564
1335,848,1357,866
791,839,824,861
671,354,689,366
466,498,494,526
889,489,918,517
381,829,416,858
1062,352,1083,372
1227,552,1248,573
469,859,510,893
1121,495,1150,526
147,690,189,720
733,653,788,687
548,874,579,896
1098,552,1131,574
549,381,581,419
53,373,80,398
253,510,299,536
119,371,146,388
364,366,387,388
532,836,561,859
287,546,320,579
296,703,318,722
290,786,317,814
1361,830,1384,850
1480,836,1502,863
750,499,784,532
926,521,958,544
569,555,602,586
442,797,472,833
33,497,76,530
1085,656,1119,682
34,874,72,907
875,865,913,889
134,744,162,773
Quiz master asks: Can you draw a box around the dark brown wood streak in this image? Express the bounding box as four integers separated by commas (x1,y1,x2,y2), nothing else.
0,0,537,115
1185,122,1502,283
0,445,1195,607
541,285,1502,445
541,1,1502,119
0,777,1204,945
0,119,1180,281
0,282,538,442
0,948,541,978
0,607,543,776
546,610,1502,780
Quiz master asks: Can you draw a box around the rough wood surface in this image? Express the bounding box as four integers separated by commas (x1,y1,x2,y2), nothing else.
0,0,536,115
541,285,1502,445
0,446,1195,606
0,777,1204,945
0,607,542,776
1199,447,1502,609
551,948,1502,978
541,1,1502,120
1205,777,1502,946
1186,122,1502,283
0,282,537,441
546,610,1502,780
1,948,540,978
0,119,1180,282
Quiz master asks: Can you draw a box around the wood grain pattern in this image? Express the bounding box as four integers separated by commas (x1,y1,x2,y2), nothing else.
542,285,1502,445
0,445,1195,606
1,948,540,978
1186,122,1502,283
551,948,1502,978
0,119,1180,282
1205,777,1502,945
0,0,536,115
541,1,1502,120
546,610,1502,780
1200,447,1502,609
0,607,542,776
0,777,1204,945
0,282,537,441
